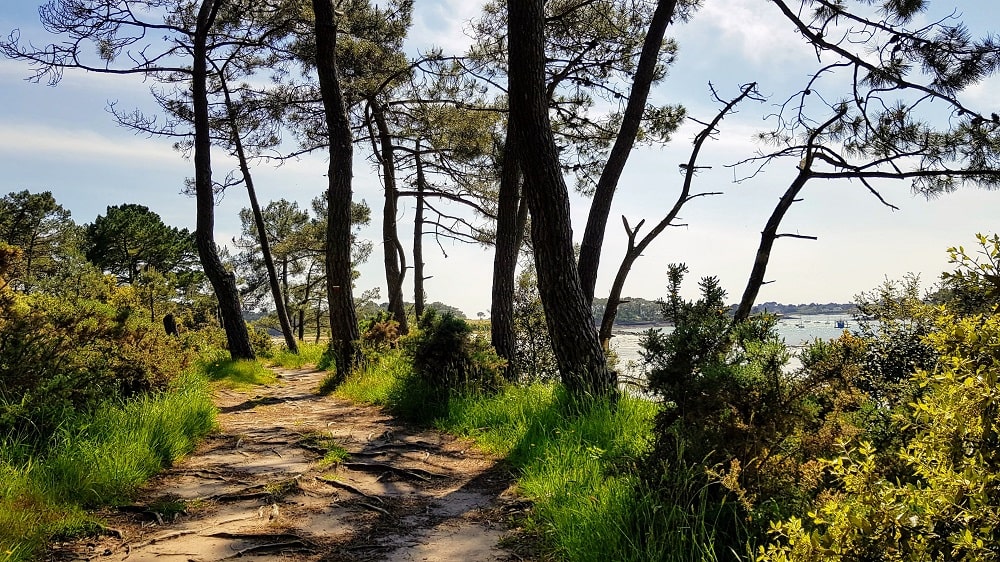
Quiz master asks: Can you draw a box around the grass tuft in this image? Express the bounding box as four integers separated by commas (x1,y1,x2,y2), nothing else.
268,342,326,370
300,432,351,468
200,356,277,388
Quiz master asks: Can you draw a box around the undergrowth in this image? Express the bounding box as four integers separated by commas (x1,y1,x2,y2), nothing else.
0,371,216,561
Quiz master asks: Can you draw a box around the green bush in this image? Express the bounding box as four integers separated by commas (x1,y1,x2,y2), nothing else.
512,267,558,382
759,312,1000,562
360,310,401,351
639,266,869,553
403,310,506,417
0,291,192,449
247,323,274,357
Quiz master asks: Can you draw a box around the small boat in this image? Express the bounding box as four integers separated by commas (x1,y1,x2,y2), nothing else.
835,320,847,329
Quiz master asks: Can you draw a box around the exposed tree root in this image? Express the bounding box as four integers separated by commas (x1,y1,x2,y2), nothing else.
356,501,390,516
341,462,444,481
314,476,384,503
219,539,313,559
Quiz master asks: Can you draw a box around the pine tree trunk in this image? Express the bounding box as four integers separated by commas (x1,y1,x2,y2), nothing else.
577,0,679,305
371,101,408,334
313,0,360,377
491,124,523,382
508,0,615,399
219,74,298,354
192,0,254,360
413,140,426,320
735,168,811,322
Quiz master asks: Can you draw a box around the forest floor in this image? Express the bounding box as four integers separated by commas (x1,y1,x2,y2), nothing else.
45,367,530,562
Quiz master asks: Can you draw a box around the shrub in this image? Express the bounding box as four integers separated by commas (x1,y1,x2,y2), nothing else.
759,312,1000,562
512,267,558,382
0,291,192,449
640,265,866,550
403,310,506,415
247,323,274,357
360,310,401,351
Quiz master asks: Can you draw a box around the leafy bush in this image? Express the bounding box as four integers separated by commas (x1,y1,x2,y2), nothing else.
640,265,866,549
360,310,401,351
403,310,505,415
0,291,192,448
247,322,274,356
512,267,558,382
759,312,1000,562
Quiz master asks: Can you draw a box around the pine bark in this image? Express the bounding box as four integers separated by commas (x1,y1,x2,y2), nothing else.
371,101,408,334
413,141,426,320
507,0,615,398
219,75,298,354
491,123,522,382
312,0,360,377
734,168,811,322
192,0,255,360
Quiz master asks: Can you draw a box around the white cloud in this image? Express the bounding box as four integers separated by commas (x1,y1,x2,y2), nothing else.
408,0,487,54
0,123,184,168
679,0,810,67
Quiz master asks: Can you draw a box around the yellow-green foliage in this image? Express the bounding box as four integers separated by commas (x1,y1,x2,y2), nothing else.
759,312,1000,561
0,283,193,446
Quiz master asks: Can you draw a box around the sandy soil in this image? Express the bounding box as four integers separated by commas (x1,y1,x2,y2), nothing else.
45,367,531,562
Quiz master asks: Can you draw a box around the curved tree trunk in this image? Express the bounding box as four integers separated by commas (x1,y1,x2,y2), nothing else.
192,0,254,360
313,0,360,378
371,101,409,334
508,0,615,399
577,0,679,305
598,84,757,347
218,73,298,354
491,123,523,382
734,168,812,322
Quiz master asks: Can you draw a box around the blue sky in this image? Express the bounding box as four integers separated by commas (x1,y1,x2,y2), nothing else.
1,1,998,316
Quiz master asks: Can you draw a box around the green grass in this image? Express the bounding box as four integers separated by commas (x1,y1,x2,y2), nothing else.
329,348,411,403
328,351,731,561
300,432,351,469
267,342,326,370
0,371,216,561
199,352,278,388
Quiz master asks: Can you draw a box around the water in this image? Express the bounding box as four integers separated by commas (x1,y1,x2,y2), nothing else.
610,313,855,368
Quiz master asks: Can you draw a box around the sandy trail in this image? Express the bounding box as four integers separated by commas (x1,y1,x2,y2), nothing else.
46,367,525,562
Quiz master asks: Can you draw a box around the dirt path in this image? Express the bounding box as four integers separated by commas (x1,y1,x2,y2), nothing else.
46,368,527,562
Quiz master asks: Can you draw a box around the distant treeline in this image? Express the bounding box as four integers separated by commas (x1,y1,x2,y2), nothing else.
591,297,856,325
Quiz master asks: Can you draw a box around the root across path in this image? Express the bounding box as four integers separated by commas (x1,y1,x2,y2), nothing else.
46,368,525,562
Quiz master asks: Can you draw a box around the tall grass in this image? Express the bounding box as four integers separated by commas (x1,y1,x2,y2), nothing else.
267,341,326,370
0,372,216,561
327,348,411,402
198,350,278,388
442,386,728,561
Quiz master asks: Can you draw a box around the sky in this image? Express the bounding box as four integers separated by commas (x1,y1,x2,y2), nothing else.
1,1,998,317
